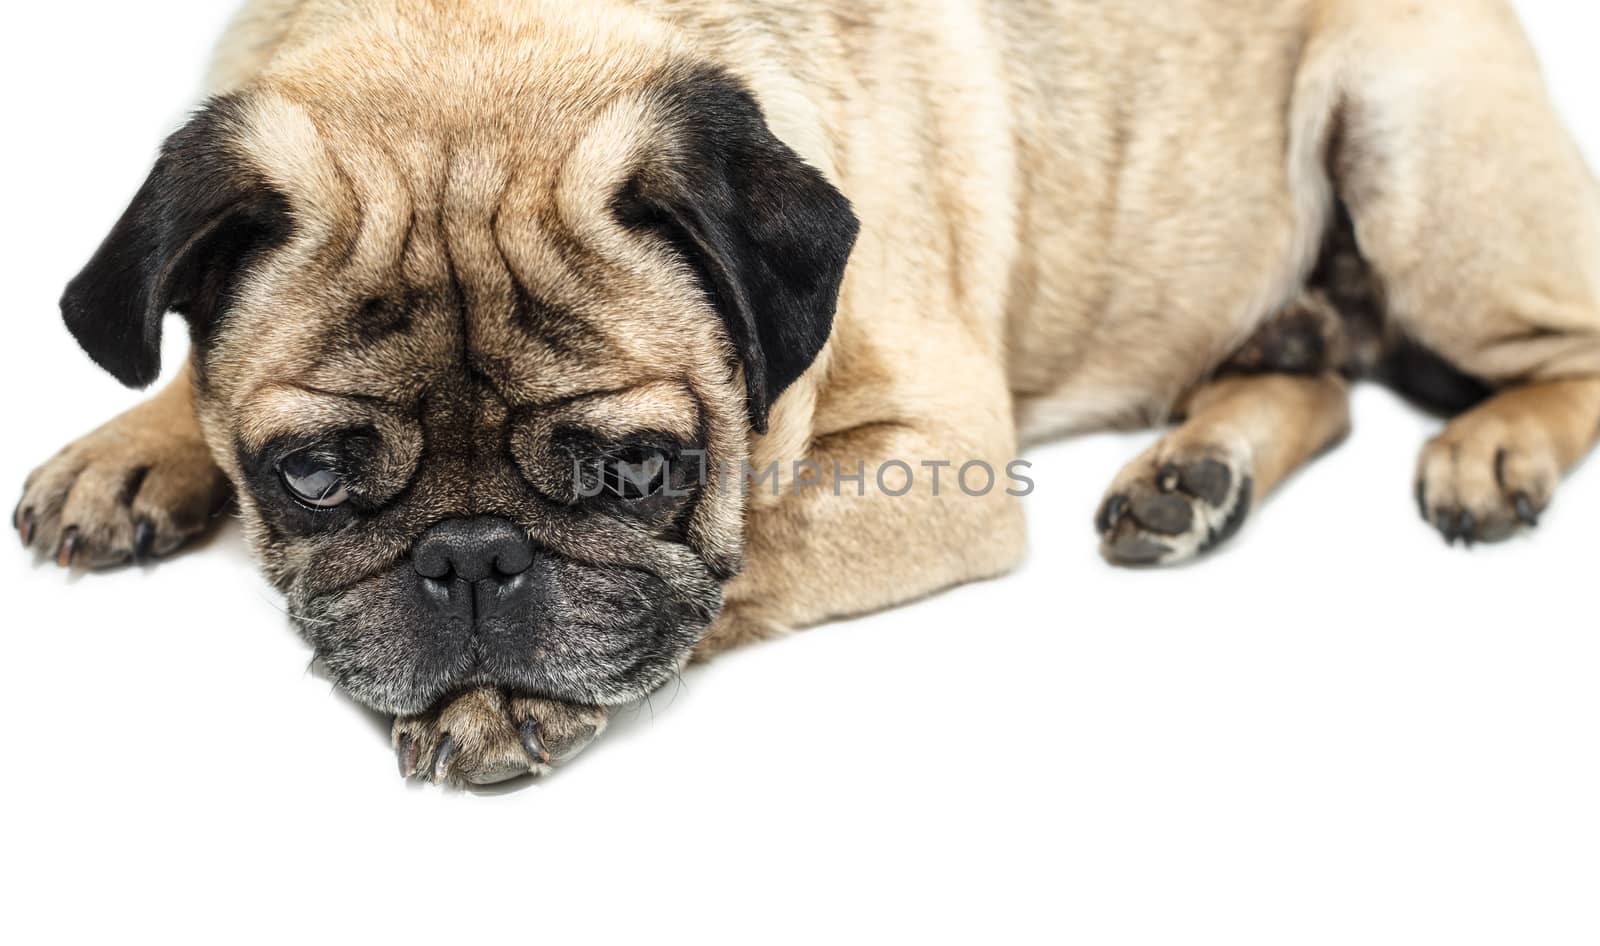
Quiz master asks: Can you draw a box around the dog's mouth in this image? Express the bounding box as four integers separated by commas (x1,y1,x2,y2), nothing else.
290,554,719,715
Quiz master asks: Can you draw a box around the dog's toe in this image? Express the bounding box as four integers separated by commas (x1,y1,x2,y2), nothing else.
17,425,228,570
509,697,607,764
393,689,607,786
1415,422,1558,546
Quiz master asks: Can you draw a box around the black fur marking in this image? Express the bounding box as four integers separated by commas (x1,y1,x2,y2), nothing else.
1223,200,1492,416
613,66,860,433
1376,340,1492,416
60,95,292,387
1227,307,1331,376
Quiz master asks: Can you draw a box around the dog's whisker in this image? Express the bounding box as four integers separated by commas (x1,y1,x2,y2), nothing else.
254,590,339,628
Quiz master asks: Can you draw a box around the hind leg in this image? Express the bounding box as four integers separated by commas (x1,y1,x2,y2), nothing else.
1097,373,1350,566
1319,0,1600,544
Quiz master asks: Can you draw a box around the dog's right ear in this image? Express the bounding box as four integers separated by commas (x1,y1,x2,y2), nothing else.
60,96,290,388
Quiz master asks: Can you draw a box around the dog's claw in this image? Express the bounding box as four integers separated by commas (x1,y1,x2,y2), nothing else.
1457,512,1476,546
518,717,551,765
132,519,156,563
1512,493,1540,527
394,693,607,784
17,507,35,547
396,734,419,778
55,528,79,567
1096,494,1129,534
429,735,457,782
1435,512,1458,545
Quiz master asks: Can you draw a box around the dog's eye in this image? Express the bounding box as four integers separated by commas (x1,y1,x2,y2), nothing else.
279,451,350,509
603,448,671,500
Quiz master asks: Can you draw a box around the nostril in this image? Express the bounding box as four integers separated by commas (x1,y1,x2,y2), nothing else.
493,544,534,578
413,546,453,581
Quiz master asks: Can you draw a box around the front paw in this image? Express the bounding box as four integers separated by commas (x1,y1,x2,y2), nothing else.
16,419,228,569
393,689,608,786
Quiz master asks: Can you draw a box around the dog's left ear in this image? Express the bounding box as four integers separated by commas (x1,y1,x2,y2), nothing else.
617,68,860,434
60,95,290,388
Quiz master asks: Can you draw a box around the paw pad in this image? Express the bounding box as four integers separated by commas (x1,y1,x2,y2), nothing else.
1096,451,1252,567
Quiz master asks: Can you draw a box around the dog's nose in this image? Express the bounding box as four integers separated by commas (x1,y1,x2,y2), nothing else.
413,516,534,583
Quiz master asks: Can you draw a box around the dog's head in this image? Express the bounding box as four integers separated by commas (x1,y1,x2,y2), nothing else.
56,19,857,714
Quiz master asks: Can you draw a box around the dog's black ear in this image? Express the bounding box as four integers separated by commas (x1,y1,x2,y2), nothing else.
60,96,291,388
617,69,859,434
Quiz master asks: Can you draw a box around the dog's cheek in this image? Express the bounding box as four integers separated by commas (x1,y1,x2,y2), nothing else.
533,558,719,701
294,565,469,715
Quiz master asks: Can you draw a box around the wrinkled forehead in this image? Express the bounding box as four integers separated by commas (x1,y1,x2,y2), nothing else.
204,90,732,443
219,256,718,453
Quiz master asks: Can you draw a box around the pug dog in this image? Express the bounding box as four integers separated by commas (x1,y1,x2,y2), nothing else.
17,0,1600,783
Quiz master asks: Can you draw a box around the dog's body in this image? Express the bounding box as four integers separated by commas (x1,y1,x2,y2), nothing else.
18,0,1600,782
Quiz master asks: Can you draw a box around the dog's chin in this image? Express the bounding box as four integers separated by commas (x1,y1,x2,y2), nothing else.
290,556,718,715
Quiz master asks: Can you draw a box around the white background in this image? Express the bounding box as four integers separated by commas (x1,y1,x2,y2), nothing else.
2,2,1597,943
